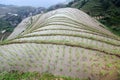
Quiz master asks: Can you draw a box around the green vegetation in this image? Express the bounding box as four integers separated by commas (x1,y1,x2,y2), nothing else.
0,19,14,32
0,71,86,80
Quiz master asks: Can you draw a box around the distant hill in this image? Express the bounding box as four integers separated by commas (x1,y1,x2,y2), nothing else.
0,4,46,16
67,0,120,36
0,4,46,40
47,3,66,11
0,3,66,35
0,4,46,33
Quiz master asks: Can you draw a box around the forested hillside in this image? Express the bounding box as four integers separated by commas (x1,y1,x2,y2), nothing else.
67,0,120,35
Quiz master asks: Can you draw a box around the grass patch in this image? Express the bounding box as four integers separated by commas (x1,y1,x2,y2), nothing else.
0,71,88,80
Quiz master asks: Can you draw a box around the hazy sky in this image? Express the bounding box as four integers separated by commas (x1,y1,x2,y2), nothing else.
0,0,67,7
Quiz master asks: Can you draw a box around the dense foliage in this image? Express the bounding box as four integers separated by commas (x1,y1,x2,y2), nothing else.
0,19,14,32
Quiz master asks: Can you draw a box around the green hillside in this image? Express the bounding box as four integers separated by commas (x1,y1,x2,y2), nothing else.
0,19,15,32
67,0,120,36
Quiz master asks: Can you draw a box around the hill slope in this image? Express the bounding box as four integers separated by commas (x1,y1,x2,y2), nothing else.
67,0,120,36
0,8,120,80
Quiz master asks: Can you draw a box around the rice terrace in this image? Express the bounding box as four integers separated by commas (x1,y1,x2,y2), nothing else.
0,8,120,80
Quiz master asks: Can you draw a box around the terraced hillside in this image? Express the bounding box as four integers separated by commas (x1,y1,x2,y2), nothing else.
0,8,120,80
